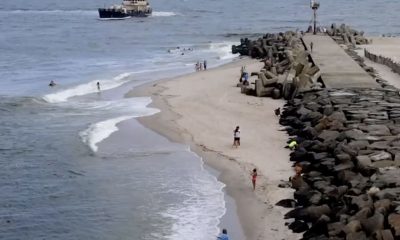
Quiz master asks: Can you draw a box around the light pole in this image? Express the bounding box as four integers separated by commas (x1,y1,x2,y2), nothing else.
310,0,320,35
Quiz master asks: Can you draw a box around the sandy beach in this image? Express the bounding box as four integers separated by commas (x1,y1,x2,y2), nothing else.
356,37,400,89
127,58,300,240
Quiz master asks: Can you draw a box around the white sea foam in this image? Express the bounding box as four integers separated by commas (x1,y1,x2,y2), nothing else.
152,11,178,17
79,116,132,152
42,72,133,103
79,97,159,152
161,151,226,240
208,42,239,60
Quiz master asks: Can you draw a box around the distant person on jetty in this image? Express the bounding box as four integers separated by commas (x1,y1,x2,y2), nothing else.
217,229,230,240
203,60,207,70
251,168,257,190
310,42,314,53
97,81,101,91
49,80,56,87
232,126,240,148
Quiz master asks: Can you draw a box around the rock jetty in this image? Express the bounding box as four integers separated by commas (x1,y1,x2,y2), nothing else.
327,23,369,46
232,31,322,99
233,25,400,239
279,86,400,239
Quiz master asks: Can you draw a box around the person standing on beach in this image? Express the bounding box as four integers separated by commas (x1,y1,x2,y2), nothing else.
310,42,314,52
233,126,240,148
217,229,230,240
204,60,207,70
251,168,257,191
200,62,203,71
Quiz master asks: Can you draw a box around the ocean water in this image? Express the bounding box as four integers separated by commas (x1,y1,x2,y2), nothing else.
1,0,400,239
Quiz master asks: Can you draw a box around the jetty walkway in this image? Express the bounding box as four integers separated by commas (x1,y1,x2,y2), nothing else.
302,35,379,88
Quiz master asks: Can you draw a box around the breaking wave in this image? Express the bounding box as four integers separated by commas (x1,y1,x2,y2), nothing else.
79,97,159,152
42,72,133,103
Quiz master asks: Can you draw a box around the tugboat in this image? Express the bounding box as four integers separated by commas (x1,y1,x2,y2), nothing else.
98,0,152,19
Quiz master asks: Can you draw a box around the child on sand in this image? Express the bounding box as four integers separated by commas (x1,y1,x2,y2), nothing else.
251,168,257,190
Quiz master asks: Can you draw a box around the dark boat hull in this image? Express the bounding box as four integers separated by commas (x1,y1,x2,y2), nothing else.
98,9,151,19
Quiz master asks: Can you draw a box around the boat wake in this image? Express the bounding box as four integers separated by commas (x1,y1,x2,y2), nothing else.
152,11,178,17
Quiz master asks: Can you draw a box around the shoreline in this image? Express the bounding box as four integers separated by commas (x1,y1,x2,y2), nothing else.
126,58,300,240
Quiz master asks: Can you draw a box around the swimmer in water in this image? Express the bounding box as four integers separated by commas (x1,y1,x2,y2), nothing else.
49,80,56,87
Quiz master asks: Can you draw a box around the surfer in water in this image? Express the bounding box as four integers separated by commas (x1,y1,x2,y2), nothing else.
49,80,56,87
97,82,101,91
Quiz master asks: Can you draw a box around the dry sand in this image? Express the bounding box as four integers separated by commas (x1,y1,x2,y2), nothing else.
127,58,300,240
357,37,400,88
364,37,400,63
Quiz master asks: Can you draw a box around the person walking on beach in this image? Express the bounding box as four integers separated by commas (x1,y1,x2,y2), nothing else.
310,42,314,52
199,62,203,71
251,168,257,191
204,60,207,70
217,229,230,240
232,126,240,148
97,81,101,91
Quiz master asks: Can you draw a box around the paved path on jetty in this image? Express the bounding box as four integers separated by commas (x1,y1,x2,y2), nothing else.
302,35,379,88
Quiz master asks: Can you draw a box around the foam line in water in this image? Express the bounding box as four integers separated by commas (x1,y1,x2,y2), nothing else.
152,11,178,17
79,116,131,152
79,98,159,152
42,72,132,103
162,148,226,239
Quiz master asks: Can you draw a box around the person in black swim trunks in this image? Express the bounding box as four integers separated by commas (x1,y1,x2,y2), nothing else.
232,126,240,148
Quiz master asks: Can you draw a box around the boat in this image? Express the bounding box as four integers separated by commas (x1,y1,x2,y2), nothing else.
98,0,152,19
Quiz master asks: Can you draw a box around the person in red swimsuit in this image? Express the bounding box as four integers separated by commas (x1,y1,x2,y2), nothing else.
251,168,257,191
